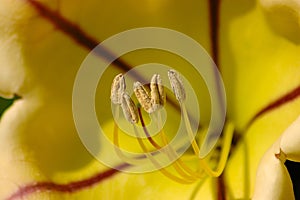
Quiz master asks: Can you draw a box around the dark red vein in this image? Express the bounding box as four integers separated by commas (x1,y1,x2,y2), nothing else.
6,163,129,200
27,0,96,50
209,0,221,68
247,84,300,128
26,0,186,114
217,174,226,200
208,0,226,129
26,0,139,78
208,1,227,200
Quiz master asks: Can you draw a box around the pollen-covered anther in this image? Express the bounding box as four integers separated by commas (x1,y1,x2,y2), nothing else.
168,69,186,102
150,74,166,111
121,92,139,124
111,73,126,104
133,81,154,113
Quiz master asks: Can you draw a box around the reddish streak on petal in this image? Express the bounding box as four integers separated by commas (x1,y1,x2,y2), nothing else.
26,0,139,77
27,0,97,50
4,1,132,199
16,1,300,200
209,0,221,68
247,85,300,128
6,163,130,200
217,174,226,200
209,0,226,124
26,0,187,114
209,1,227,199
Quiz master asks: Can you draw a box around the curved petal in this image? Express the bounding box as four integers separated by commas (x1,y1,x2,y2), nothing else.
253,142,294,200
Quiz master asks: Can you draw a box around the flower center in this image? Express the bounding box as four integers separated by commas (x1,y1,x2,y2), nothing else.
110,70,234,184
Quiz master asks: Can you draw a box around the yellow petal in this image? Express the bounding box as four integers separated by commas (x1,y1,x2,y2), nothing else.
280,115,300,162
253,143,294,200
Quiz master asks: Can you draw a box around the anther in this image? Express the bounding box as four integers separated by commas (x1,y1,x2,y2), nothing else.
121,92,139,124
168,69,186,102
111,74,126,104
150,74,166,111
133,82,153,113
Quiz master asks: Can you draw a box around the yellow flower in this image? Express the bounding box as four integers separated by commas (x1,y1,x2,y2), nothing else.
0,0,300,199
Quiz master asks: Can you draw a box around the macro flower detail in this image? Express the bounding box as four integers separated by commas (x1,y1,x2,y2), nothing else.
133,81,154,113
110,70,233,185
0,0,300,200
168,69,186,103
120,92,139,124
253,116,300,200
110,73,126,105
150,74,166,109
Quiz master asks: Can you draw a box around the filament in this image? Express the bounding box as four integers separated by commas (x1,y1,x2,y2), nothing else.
113,105,195,184
113,97,233,184
137,106,161,149
138,107,204,180
113,106,145,165
133,125,194,184
181,103,234,177
154,111,205,178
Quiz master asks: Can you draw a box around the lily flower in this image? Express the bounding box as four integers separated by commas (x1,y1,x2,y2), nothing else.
0,0,300,199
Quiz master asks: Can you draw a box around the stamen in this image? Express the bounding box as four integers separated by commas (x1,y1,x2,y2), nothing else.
132,125,195,184
111,73,126,104
121,92,139,124
154,112,205,179
168,69,186,102
181,102,234,177
138,106,204,180
113,106,145,165
133,82,153,113
168,69,233,177
150,74,166,110
137,106,162,149
110,77,144,164
110,70,233,185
